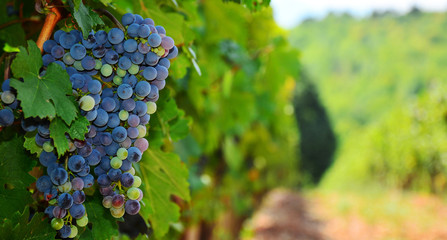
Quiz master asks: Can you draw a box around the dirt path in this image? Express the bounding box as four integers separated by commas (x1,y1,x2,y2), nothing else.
249,189,447,240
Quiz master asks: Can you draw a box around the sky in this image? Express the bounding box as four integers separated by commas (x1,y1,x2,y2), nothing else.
270,0,447,28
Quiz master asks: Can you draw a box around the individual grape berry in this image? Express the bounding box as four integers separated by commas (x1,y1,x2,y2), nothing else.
50,168,68,185
77,215,88,227
72,177,85,190
53,206,67,219
82,174,94,188
122,13,135,26
117,84,133,99
68,155,86,172
98,174,111,187
108,168,122,181
127,187,140,200
108,28,125,44
0,109,14,127
125,200,141,215
59,225,71,238
134,138,149,152
133,176,142,188
72,190,86,204
79,95,95,111
112,126,127,142
148,33,162,47
112,194,125,208
100,186,114,196
110,206,125,218
58,181,72,193
68,225,78,238
51,218,64,230
101,64,113,77
58,193,74,209
120,172,134,187
36,175,53,192
69,204,86,219
110,157,123,169
70,44,87,60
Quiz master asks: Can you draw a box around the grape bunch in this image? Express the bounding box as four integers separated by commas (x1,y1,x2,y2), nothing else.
0,12,177,239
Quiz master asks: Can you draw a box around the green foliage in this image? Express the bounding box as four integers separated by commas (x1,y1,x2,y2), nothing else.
0,207,56,240
10,41,78,125
23,132,43,157
0,1,26,47
139,149,190,238
290,12,447,191
0,136,35,218
71,0,105,38
82,194,120,239
50,116,89,156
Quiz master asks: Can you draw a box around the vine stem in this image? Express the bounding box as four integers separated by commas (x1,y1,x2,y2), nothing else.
36,5,64,53
93,9,125,31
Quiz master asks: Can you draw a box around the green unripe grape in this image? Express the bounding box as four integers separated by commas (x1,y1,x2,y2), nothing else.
137,125,147,138
113,76,122,85
128,64,139,75
51,218,64,230
63,53,75,65
43,141,54,152
77,215,88,227
146,102,157,114
126,167,135,175
110,157,122,169
110,206,125,218
94,59,102,70
135,95,144,100
116,68,127,77
156,47,165,57
58,181,72,193
127,187,140,200
79,95,95,111
119,110,129,121
68,140,76,152
49,198,57,205
117,148,128,160
1,91,15,104
132,176,142,188
102,196,113,209
74,61,84,71
101,64,113,77
68,225,78,238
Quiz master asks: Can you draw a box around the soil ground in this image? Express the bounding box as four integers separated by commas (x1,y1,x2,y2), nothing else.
248,189,447,240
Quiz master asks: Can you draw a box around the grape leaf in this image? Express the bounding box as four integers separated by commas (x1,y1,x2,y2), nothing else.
0,136,36,187
0,1,26,47
67,116,90,140
23,132,42,157
10,40,78,125
50,116,89,156
72,0,105,38
82,193,119,240
139,149,190,238
148,90,191,149
49,117,70,157
0,207,55,240
0,188,33,218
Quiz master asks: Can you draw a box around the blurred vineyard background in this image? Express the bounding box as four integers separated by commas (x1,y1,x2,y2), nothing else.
2,0,447,239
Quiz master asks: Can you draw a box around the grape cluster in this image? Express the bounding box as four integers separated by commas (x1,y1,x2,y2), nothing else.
0,12,177,239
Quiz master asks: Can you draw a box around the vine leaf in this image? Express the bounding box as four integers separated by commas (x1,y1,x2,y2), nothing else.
139,149,190,238
0,207,55,240
0,136,36,218
23,132,43,157
82,193,119,240
0,136,35,188
148,89,191,149
71,0,104,38
10,40,78,125
50,116,89,157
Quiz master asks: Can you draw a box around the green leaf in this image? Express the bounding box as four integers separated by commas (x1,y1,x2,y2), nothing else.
0,136,35,187
0,188,33,218
23,132,43,157
148,90,191,149
67,116,90,140
10,41,78,125
0,2,26,47
49,117,70,157
82,193,119,240
0,207,55,240
72,0,105,38
50,116,89,156
139,149,190,238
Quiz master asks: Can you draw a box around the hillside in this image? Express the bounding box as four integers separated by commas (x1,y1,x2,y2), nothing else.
290,11,447,191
